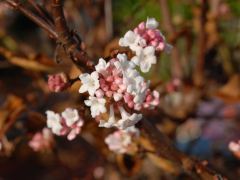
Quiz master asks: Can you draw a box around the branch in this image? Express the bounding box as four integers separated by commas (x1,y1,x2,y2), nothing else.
51,0,94,71
193,0,208,87
158,0,182,79
5,0,58,39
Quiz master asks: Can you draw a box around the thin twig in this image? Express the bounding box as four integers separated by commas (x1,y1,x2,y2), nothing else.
5,0,58,39
158,0,182,79
193,0,208,87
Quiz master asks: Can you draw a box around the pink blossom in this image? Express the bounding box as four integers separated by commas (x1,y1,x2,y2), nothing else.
48,73,69,92
46,108,84,141
29,128,54,152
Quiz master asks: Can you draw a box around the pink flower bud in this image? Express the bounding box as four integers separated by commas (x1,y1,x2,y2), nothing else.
106,91,113,97
111,84,118,91
138,22,145,30
48,73,69,92
95,89,104,98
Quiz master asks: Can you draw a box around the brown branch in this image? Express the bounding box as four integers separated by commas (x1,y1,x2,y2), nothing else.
140,118,223,179
5,0,58,39
158,0,182,79
193,0,208,87
51,0,94,71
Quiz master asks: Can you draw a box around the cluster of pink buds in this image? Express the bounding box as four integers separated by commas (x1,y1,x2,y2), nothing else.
105,126,139,154
119,17,172,73
48,73,70,92
28,128,54,152
133,18,169,52
46,108,84,140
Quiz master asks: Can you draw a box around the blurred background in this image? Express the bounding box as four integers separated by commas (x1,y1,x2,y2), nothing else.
0,0,239,179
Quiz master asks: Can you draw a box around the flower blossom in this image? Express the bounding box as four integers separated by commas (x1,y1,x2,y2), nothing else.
48,73,69,92
105,126,140,154
115,106,142,129
78,18,163,131
131,46,156,73
46,108,84,140
79,52,159,130
79,71,100,96
28,128,54,152
84,96,106,118
119,17,172,73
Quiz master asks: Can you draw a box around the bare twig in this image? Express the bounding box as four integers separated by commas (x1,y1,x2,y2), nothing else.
51,0,94,71
5,0,58,39
158,0,182,79
193,0,208,87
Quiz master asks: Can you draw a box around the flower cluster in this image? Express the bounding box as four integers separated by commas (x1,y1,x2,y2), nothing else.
79,53,160,130
119,17,172,72
48,73,70,92
45,17,171,154
105,126,139,154
46,108,84,140
28,128,54,152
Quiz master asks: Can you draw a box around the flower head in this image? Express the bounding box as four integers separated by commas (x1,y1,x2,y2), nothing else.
79,71,100,96
105,126,140,154
48,73,69,92
61,108,80,127
46,111,62,135
84,96,106,117
115,106,142,129
28,128,54,152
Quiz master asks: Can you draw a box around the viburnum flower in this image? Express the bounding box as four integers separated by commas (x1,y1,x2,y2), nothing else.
105,126,139,154
46,111,62,135
95,58,109,76
77,18,163,132
119,17,172,73
119,30,146,52
28,128,54,152
61,108,80,127
146,17,159,29
46,108,84,140
84,96,106,118
48,73,69,92
99,105,116,128
79,71,100,96
115,106,142,129
131,46,157,73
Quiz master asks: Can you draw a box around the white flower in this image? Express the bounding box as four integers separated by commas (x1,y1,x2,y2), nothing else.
123,69,143,94
119,30,138,47
146,17,159,29
131,46,157,73
99,105,116,128
105,130,132,154
114,53,135,72
95,58,109,76
115,106,142,129
61,108,80,127
119,30,146,52
113,92,122,101
123,126,140,137
79,71,100,96
84,96,106,118
46,110,62,135
133,81,149,104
